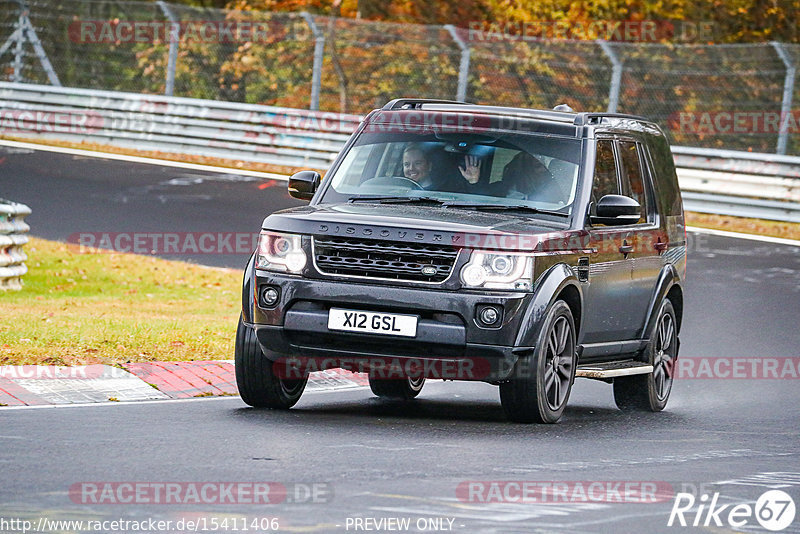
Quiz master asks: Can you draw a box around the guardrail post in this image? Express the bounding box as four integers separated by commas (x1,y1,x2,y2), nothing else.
445,24,470,102
771,42,796,156
157,1,179,97
301,12,324,111
0,199,31,291
597,40,623,113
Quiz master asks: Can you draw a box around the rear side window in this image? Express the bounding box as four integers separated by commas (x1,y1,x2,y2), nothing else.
646,133,683,217
617,141,647,224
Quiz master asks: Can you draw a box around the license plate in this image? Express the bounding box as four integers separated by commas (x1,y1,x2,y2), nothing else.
328,308,418,337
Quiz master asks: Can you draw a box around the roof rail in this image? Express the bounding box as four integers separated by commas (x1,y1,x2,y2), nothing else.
382,98,469,110
574,112,649,126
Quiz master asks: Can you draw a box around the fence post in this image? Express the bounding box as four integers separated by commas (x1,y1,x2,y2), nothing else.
157,1,179,97
597,40,622,113
301,12,324,111
11,11,24,82
445,24,470,102
771,42,796,155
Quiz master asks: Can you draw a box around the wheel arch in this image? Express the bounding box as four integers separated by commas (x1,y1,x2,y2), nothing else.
514,263,583,348
556,283,582,342
641,264,683,337
241,252,256,324
666,284,683,334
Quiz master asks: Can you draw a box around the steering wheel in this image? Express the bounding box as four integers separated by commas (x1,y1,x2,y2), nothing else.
361,176,424,190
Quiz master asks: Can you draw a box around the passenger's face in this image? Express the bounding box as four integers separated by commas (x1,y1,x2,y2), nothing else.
403,150,431,182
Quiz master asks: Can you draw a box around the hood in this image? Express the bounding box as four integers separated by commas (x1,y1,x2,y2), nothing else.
261,203,579,251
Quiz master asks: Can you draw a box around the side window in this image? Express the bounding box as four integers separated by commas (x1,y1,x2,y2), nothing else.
617,141,647,224
591,140,619,214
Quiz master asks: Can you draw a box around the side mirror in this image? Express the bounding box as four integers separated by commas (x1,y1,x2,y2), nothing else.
591,194,641,226
288,171,321,200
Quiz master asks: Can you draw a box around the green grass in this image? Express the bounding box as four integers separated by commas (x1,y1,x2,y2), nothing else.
0,237,241,366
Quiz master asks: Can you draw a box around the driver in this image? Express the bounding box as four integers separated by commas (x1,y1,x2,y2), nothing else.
402,144,434,188
403,143,483,192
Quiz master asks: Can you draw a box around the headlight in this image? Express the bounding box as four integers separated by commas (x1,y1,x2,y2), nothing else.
256,232,306,274
460,251,534,290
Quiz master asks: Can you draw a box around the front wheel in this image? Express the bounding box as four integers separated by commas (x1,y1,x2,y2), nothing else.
234,316,307,409
613,299,677,412
369,376,425,400
500,300,577,423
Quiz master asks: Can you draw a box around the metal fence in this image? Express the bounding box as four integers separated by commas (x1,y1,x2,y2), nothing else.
1,0,798,156
0,198,30,291
2,81,799,222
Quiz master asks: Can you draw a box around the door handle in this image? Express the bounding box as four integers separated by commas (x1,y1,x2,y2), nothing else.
619,244,634,254
654,240,668,252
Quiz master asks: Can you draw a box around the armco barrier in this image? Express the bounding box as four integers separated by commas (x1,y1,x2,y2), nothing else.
1,82,799,222
0,199,31,291
671,147,800,222
0,81,361,170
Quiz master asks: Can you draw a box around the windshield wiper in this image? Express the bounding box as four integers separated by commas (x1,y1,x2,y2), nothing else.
348,196,448,205
442,202,569,217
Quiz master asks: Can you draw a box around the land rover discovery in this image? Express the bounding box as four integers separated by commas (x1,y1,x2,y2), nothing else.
235,99,686,424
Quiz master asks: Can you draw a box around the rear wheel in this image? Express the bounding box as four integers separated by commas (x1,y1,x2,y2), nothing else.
369,376,425,400
234,315,307,409
500,300,576,423
614,299,677,412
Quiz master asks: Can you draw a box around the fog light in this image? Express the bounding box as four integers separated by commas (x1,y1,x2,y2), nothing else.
478,306,500,326
260,286,280,307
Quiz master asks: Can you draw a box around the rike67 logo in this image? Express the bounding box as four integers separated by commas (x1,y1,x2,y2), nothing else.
669,490,796,531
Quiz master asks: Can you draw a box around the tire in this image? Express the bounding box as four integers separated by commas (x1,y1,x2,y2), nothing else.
613,299,677,412
500,300,577,423
369,376,425,400
234,315,307,409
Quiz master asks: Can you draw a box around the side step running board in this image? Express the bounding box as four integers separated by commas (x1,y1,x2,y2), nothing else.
576,360,653,379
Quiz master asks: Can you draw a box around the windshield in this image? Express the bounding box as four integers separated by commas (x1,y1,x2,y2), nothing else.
318,127,582,217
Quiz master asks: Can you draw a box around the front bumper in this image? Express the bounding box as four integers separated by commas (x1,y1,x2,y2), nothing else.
248,272,537,381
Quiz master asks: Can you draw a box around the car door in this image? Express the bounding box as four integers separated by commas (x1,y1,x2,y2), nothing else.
581,138,639,348
617,139,665,339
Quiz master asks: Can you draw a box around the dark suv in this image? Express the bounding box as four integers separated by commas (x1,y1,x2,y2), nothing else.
235,99,686,424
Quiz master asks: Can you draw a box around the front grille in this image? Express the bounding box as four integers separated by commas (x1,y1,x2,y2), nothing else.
313,236,459,283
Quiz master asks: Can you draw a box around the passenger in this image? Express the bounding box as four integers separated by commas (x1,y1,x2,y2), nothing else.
502,152,564,204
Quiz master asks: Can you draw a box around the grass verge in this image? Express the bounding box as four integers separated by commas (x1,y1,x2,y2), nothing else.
0,237,241,366
685,212,800,241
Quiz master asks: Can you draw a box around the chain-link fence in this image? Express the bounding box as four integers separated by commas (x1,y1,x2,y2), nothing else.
1,0,799,156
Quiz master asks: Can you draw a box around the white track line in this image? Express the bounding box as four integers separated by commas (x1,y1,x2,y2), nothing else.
0,139,289,180
0,385,367,410
687,226,800,247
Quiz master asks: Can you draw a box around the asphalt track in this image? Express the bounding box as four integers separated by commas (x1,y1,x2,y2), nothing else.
1,144,799,533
